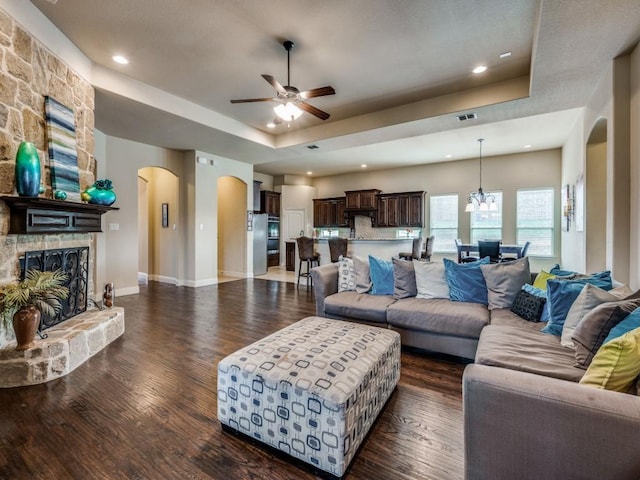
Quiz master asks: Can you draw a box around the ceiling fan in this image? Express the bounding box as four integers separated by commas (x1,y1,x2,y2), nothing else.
230,40,335,124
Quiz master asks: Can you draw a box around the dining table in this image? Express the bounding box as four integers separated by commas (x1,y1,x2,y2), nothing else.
457,243,523,263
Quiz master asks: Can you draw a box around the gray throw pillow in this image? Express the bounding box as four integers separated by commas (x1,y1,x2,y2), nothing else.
392,258,417,299
480,257,530,310
414,261,449,299
572,298,640,369
353,256,372,294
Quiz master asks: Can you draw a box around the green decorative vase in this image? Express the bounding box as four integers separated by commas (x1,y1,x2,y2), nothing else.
85,187,116,206
15,142,41,197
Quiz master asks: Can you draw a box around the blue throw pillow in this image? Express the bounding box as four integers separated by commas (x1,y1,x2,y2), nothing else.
550,264,578,277
444,257,491,305
541,271,613,336
604,307,640,344
368,255,394,295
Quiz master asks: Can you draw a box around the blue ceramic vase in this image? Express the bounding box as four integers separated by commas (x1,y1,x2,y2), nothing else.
83,179,116,206
15,141,41,197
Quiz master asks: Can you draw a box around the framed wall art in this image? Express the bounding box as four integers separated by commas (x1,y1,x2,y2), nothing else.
162,203,169,228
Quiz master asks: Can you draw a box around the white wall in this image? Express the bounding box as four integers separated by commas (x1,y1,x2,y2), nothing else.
631,42,640,288
218,176,247,277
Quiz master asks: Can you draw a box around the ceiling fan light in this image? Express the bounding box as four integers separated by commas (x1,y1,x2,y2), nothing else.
274,102,303,121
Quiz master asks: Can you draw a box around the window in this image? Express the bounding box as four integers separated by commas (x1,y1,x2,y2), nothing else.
430,194,458,252
517,188,554,256
396,229,420,239
470,191,503,243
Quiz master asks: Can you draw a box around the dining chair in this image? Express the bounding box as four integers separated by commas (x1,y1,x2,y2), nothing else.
478,240,501,263
399,236,423,260
421,235,435,261
455,238,478,263
328,237,348,262
502,240,531,262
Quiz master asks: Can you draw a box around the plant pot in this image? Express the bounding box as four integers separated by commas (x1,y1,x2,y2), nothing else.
83,186,116,206
12,305,41,351
15,141,42,197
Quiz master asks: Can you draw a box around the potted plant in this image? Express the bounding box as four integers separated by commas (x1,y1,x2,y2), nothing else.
0,269,69,351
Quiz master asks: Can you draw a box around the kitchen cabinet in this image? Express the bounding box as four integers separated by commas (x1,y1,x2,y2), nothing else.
285,241,295,271
345,189,380,210
313,197,348,227
260,190,281,216
376,191,424,227
267,251,280,267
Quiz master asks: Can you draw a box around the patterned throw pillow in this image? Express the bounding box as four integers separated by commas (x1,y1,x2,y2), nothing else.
510,288,547,322
337,255,356,292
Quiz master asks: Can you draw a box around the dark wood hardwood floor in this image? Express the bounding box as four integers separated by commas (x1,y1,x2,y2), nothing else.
0,280,465,480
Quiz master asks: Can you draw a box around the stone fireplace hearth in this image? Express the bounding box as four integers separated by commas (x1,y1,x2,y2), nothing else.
0,307,124,388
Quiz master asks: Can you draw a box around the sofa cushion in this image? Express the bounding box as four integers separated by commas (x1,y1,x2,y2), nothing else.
490,308,547,332
475,325,584,382
572,298,640,369
580,327,640,392
414,261,449,299
323,291,394,324
443,257,490,305
353,256,372,294
541,271,613,336
337,256,356,292
386,297,489,338
480,257,530,310
369,255,394,295
392,257,417,299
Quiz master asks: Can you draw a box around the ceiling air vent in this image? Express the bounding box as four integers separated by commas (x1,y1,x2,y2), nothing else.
307,144,319,150
456,113,477,122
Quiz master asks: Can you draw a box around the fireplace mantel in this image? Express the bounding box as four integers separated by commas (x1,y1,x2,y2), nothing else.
0,196,118,234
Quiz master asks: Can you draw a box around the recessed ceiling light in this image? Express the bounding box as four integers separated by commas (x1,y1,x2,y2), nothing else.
361,164,367,168
266,122,276,128
112,55,129,65
472,65,487,74
499,51,512,59
307,171,313,175
524,144,532,149
446,154,452,158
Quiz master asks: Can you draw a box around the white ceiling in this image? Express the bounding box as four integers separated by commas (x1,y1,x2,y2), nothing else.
29,0,640,176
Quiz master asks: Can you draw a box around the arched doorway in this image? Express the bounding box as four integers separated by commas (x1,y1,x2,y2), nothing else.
217,176,247,278
585,117,607,273
138,167,180,284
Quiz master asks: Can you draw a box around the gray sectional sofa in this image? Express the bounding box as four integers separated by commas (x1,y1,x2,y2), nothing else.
311,261,640,480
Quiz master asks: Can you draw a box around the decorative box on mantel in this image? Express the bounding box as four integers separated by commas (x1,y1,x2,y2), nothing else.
0,196,118,234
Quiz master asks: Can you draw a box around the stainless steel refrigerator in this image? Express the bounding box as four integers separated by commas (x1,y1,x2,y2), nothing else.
253,213,268,276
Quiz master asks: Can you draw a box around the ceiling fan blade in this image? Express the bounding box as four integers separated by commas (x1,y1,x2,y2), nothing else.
230,98,273,103
299,86,335,99
299,101,330,121
262,74,287,94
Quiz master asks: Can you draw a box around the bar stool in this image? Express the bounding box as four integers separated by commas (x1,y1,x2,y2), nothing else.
328,237,348,262
296,236,320,288
399,236,422,260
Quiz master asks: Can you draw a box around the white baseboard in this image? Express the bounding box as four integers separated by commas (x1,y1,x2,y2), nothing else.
148,274,178,285
138,272,149,284
182,278,218,288
115,286,140,297
219,270,247,278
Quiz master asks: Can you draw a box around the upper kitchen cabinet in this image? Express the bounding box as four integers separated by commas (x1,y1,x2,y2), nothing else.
260,190,281,216
313,197,348,227
345,189,381,210
377,191,424,227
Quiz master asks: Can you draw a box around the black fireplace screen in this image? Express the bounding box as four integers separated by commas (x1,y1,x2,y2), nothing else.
20,247,89,330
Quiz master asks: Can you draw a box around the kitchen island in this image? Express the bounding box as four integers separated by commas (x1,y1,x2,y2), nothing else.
313,237,415,265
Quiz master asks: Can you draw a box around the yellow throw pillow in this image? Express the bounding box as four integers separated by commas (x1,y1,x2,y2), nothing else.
532,270,556,290
579,327,640,392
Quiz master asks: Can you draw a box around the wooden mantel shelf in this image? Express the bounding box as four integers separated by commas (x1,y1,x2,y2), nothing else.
0,196,118,234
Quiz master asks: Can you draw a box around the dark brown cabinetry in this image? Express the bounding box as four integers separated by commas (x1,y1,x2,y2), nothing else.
376,191,424,227
267,251,280,267
260,190,281,216
345,189,380,210
313,197,348,227
285,241,296,271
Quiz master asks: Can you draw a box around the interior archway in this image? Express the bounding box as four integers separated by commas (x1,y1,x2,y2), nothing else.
217,176,247,278
138,167,180,285
585,117,607,273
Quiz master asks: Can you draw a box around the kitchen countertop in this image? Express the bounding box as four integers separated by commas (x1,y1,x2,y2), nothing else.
314,238,412,242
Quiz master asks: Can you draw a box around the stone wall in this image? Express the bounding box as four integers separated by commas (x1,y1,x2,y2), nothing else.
0,7,96,346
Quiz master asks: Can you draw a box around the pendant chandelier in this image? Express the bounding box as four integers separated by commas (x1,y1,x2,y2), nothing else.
465,138,498,212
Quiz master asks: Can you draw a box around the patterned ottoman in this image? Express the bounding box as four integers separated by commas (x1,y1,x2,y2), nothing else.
217,316,401,478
